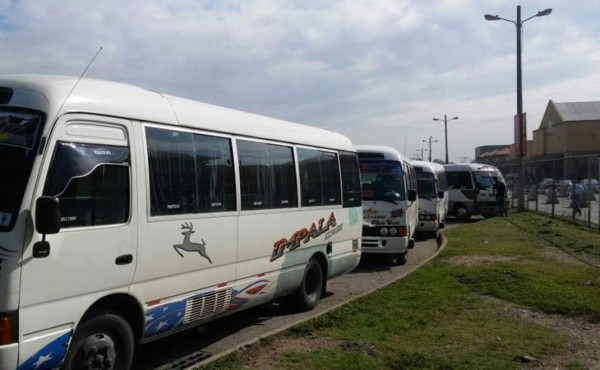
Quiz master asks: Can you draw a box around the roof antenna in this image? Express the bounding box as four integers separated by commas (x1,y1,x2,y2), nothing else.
37,47,103,155
55,46,103,118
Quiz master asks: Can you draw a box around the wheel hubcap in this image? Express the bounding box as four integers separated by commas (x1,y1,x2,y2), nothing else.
79,333,116,370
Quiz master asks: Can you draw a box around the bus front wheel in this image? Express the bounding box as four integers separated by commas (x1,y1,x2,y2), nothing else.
454,205,471,221
62,312,134,370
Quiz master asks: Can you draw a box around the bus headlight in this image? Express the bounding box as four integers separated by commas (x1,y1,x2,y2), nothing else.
379,227,388,236
388,227,398,236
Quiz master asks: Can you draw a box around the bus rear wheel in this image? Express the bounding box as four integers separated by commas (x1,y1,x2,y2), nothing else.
287,257,323,311
62,313,134,370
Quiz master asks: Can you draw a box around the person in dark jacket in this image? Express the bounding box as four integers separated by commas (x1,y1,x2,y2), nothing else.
492,177,508,217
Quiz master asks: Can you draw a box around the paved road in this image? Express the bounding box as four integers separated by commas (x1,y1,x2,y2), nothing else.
138,232,444,370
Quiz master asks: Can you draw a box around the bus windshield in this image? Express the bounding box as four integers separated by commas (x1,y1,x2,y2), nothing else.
416,172,436,199
359,160,405,201
0,109,44,231
473,170,502,190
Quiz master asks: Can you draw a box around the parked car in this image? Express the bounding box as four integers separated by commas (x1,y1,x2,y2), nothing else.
581,179,599,193
537,178,555,195
557,179,572,197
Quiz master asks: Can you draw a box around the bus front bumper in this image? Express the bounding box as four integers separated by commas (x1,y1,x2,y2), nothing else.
361,236,408,254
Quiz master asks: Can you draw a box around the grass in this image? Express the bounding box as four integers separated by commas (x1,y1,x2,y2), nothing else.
202,212,600,369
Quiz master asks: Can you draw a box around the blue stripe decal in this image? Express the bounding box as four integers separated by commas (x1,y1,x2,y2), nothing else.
18,331,71,370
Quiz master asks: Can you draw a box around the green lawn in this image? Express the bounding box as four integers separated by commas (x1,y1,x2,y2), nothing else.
202,212,600,370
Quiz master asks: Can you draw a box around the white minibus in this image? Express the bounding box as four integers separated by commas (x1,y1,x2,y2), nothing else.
443,163,507,221
356,146,418,264
412,161,448,236
0,75,363,370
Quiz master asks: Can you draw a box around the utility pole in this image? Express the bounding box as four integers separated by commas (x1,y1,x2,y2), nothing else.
433,115,458,164
422,136,438,162
485,6,552,211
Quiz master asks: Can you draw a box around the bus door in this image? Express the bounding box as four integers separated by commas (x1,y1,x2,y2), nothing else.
18,115,137,367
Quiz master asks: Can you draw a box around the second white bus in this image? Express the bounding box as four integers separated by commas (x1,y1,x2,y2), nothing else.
356,146,418,265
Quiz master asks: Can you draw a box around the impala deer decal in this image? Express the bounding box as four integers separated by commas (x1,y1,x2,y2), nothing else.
173,222,212,264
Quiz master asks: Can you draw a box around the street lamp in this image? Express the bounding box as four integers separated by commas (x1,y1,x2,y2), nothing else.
433,115,458,164
422,136,438,162
484,5,552,212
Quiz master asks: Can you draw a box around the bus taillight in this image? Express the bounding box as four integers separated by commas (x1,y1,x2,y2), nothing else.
398,226,408,237
0,313,16,345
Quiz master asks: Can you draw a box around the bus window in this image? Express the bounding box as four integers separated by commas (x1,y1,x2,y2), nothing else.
238,140,296,210
43,142,130,228
446,171,472,189
359,160,405,201
0,109,44,231
146,127,236,215
416,171,436,199
340,152,361,208
298,148,341,207
473,170,502,190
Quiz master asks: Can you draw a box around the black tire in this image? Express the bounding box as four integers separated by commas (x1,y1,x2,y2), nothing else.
62,313,134,370
395,252,407,265
454,205,471,221
288,257,323,311
380,254,396,265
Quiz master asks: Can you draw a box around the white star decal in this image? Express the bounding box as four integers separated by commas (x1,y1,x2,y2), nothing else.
155,320,169,333
145,314,155,321
32,353,52,369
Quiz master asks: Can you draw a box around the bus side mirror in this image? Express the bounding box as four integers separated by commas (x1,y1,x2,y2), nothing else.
35,196,61,235
437,191,444,199
408,189,417,202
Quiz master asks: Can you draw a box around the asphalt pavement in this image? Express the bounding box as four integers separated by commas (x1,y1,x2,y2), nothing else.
138,231,446,370
519,193,600,226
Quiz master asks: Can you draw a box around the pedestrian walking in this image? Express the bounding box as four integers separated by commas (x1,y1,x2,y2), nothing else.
571,180,584,217
492,177,508,217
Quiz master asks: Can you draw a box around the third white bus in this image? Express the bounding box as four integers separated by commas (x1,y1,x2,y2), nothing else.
412,160,448,236
356,145,418,264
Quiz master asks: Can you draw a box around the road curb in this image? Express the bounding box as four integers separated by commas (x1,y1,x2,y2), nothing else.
188,233,448,369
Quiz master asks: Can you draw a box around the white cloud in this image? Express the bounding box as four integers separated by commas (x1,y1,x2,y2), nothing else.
1,0,599,163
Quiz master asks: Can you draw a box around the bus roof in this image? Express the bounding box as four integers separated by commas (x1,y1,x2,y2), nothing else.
443,163,500,172
411,160,444,173
355,145,410,162
0,74,355,151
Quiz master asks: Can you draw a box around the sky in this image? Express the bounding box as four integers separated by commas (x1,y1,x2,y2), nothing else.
1,0,600,162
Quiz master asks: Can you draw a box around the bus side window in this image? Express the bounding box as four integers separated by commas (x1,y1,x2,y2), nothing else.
340,152,361,207
238,140,296,210
43,142,130,228
297,148,342,207
146,127,236,215
447,171,471,190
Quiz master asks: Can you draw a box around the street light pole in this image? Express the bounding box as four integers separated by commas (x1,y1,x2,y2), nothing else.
484,6,552,211
433,115,458,164
422,136,438,162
